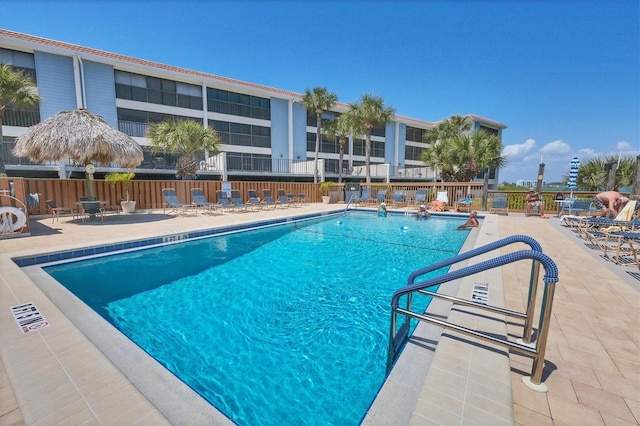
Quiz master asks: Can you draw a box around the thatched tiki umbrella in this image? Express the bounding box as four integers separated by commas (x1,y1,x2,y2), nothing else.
13,108,143,200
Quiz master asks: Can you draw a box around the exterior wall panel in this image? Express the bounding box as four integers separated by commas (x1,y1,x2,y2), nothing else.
83,60,118,127
269,98,288,158
291,102,308,160
33,51,77,119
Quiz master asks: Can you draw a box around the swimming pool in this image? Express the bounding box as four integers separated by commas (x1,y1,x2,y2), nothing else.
45,212,471,425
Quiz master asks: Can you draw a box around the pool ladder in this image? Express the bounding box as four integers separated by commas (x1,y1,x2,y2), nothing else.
387,235,558,392
344,194,359,212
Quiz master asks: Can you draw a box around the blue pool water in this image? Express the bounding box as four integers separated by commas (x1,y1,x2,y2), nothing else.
45,213,471,425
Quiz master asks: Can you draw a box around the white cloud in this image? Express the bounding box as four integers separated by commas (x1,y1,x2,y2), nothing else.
616,141,635,152
539,139,571,155
502,138,535,158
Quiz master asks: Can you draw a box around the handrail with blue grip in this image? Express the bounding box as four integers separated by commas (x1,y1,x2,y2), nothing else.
407,234,543,285
387,235,558,392
393,249,558,309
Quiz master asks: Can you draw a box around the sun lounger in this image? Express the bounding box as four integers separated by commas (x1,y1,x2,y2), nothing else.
216,190,236,212
162,188,196,215
231,190,250,212
191,188,221,214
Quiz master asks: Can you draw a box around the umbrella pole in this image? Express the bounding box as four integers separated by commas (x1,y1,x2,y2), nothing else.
86,173,95,201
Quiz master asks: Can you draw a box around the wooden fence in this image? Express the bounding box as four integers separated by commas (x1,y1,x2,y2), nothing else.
1,176,603,236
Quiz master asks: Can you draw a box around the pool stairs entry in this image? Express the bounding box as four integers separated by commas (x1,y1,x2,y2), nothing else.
387,235,558,393
345,194,358,212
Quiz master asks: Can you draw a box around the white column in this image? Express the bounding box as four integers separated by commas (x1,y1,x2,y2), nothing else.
288,99,294,160
394,121,399,168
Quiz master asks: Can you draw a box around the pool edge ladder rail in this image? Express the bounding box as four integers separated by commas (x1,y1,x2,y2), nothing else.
387,234,559,393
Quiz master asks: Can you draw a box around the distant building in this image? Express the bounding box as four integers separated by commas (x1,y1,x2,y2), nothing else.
516,179,547,188
1,29,507,184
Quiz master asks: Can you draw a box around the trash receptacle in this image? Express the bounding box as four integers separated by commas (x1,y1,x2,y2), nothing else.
345,183,361,204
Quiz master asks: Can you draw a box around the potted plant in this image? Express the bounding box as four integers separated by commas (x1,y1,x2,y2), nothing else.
105,172,136,213
319,181,335,204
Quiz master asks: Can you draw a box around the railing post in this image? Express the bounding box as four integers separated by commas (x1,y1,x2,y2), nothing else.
523,281,556,392
520,260,541,345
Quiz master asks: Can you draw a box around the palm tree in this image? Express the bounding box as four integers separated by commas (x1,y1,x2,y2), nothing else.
347,94,395,183
574,155,635,191
421,116,506,182
147,120,221,180
423,114,471,145
0,64,41,175
301,87,338,183
324,113,355,183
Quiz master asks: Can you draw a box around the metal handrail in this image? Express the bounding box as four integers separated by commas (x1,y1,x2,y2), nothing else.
387,236,558,392
344,194,358,212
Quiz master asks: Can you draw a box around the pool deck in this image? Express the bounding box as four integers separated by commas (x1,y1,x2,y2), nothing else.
0,204,638,425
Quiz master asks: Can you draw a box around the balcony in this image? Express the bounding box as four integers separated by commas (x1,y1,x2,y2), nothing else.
3,108,41,128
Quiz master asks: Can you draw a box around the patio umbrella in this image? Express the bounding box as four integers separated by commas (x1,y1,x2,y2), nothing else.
568,156,579,198
13,108,143,199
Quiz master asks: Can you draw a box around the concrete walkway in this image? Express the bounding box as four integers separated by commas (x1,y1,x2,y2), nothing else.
0,206,638,425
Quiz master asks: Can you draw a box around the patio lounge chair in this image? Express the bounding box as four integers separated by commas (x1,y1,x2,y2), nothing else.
431,191,449,211
46,199,77,223
584,229,640,268
247,189,267,210
374,189,387,204
414,189,427,206
216,190,236,212
456,197,472,213
231,190,250,212
277,189,292,207
391,190,405,207
191,188,221,215
356,187,372,205
296,193,307,205
489,193,509,215
78,200,105,223
263,189,280,208
162,188,195,215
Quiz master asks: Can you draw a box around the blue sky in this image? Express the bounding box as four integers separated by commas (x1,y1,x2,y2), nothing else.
2,0,638,183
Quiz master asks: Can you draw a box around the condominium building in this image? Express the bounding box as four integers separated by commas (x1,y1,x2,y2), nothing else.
0,29,506,184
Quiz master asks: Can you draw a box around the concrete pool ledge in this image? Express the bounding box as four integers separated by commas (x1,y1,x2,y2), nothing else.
364,212,515,425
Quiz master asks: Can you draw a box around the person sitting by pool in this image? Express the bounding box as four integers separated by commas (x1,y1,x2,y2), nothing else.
457,211,479,230
377,202,387,217
416,204,430,220
431,199,445,212
525,188,546,217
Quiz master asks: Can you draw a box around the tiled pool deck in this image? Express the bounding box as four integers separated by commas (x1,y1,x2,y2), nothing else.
0,204,638,425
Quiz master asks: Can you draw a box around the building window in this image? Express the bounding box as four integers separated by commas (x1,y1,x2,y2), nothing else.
0,49,40,127
306,132,349,155
404,145,424,161
406,126,425,143
115,70,203,110
117,108,203,137
209,119,271,148
207,88,270,120
352,138,384,158
226,153,272,172
479,125,499,137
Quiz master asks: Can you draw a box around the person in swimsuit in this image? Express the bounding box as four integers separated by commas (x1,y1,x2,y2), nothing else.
457,211,479,229
377,202,387,217
593,191,629,217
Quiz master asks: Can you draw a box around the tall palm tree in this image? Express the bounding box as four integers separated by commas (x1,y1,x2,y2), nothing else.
147,120,221,180
301,87,338,183
422,129,506,182
0,64,41,175
423,114,471,145
324,113,355,183
347,94,395,183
